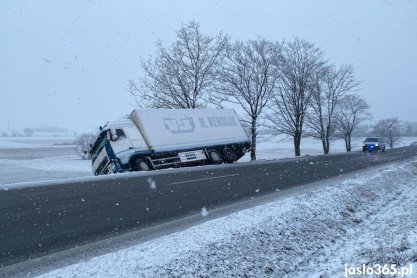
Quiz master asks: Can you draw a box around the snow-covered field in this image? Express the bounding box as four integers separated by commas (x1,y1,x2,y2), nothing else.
0,137,91,185
240,134,417,161
35,159,417,278
0,136,76,149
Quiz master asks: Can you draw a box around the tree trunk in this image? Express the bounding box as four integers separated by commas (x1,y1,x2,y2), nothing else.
324,136,330,154
389,134,393,148
294,132,301,157
322,136,330,154
321,138,328,154
344,135,349,152
346,134,352,152
323,126,332,154
250,118,257,160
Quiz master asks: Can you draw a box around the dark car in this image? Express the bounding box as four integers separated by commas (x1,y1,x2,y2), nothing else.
362,137,386,152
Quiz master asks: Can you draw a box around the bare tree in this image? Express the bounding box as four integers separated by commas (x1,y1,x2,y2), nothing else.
336,94,372,152
75,133,97,159
217,39,281,160
373,117,401,148
129,20,228,109
306,64,360,154
266,38,324,156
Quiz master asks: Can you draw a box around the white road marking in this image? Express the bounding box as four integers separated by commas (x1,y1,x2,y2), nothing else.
311,161,331,165
170,174,240,185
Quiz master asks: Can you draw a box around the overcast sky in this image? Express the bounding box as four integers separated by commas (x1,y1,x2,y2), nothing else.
1,0,416,133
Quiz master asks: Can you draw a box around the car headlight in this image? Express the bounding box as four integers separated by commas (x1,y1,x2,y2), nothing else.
375,143,378,147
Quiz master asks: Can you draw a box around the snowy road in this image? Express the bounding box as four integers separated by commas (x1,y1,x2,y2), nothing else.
1,146,416,271
4,157,417,277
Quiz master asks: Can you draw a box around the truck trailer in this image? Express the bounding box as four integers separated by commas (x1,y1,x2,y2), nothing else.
89,109,251,175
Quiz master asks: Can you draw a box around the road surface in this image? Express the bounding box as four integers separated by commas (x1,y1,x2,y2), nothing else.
1,147,416,268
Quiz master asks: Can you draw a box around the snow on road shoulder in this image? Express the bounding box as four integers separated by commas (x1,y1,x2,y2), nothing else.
37,160,417,278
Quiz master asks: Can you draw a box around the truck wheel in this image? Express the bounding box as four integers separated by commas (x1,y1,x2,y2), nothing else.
207,149,222,164
223,147,238,163
134,159,152,171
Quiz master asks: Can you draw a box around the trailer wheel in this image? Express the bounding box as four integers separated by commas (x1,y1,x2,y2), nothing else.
223,147,238,163
134,159,152,171
207,149,222,164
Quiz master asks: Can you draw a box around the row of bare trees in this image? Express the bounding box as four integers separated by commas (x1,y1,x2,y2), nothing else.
129,20,373,160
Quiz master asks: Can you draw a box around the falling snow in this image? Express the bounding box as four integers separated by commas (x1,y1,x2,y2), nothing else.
147,177,156,190
201,207,208,217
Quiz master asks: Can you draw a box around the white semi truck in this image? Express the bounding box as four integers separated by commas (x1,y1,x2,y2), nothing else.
90,109,250,175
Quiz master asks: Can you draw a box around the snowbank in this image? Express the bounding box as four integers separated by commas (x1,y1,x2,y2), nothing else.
36,159,417,278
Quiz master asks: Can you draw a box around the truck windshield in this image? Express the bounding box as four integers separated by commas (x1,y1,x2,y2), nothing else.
365,138,378,142
90,131,107,162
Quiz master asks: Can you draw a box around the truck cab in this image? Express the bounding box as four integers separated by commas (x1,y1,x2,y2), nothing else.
90,120,149,175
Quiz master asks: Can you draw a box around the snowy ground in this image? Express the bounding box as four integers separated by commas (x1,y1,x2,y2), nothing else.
34,159,417,278
0,136,76,149
1,135,416,185
240,134,417,161
0,137,91,185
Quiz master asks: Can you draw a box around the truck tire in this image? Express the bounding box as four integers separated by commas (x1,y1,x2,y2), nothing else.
223,147,238,163
134,158,152,171
207,149,222,164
